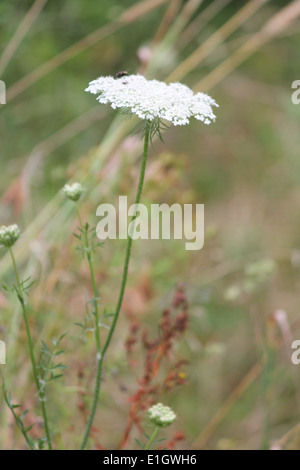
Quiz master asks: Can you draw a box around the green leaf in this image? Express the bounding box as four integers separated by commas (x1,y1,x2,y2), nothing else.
20,410,29,421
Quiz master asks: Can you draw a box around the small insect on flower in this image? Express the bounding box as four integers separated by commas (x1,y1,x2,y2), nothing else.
115,71,129,79
115,71,129,85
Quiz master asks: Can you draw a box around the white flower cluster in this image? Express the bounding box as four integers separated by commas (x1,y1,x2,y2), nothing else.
148,403,176,427
0,224,21,248
85,74,218,126
62,182,84,202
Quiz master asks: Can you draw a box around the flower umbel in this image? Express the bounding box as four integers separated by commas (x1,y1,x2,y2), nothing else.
62,182,84,202
85,74,218,126
148,403,176,427
0,224,21,248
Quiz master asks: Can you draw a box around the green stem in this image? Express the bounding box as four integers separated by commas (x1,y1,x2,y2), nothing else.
145,427,159,450
80,122,150,450
9,247,52,450
2,382,36,450
76,208,101,353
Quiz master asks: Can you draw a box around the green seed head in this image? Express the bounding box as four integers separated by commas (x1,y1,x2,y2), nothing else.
62,182,84,202
148,403,176,427
0,224,21,248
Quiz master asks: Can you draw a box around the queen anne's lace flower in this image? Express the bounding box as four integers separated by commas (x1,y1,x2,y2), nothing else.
0,224,21,248
148,403,176,427
85,74,218,126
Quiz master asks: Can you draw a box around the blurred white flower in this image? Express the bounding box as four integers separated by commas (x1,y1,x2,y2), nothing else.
85,74,218,126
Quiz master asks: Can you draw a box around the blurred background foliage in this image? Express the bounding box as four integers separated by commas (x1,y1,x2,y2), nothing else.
1,0,300,450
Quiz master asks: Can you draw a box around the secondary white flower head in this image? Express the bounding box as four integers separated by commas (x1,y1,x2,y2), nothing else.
85,74,218,126
148,403,176,427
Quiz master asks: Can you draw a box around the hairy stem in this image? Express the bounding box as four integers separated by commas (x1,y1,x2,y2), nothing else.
80,122,150,450
9,247,52,450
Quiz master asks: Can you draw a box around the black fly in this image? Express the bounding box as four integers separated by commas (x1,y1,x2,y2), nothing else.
115,71,129,79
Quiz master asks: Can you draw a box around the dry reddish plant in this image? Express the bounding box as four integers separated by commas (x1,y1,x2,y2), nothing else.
119,284,189,449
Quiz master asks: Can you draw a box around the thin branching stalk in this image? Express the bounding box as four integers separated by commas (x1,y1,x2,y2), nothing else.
167,0,268,83
8,247,52,450
0,0,48,75
2,381,36,450
6,0,168,101
195,1,300,92
76,207,101,353
191,362,261,449
80,122,150,450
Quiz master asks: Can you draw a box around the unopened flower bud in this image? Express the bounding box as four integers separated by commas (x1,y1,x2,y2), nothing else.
0,224,21,248
62,183,84,202
148,403,176,427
